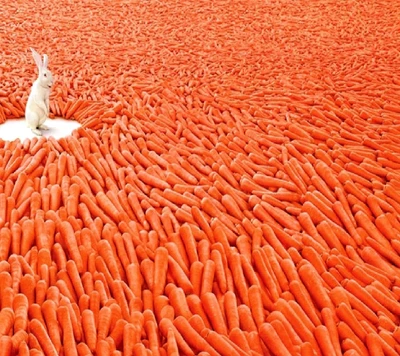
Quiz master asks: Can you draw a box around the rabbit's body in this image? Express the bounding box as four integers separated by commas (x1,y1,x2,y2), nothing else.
26,79,50,135
25,48,53,136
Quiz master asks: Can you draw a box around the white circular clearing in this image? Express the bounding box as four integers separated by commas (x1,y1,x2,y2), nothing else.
0,118,81,141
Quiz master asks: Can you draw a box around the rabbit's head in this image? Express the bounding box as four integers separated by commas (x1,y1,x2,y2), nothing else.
30,48,53,89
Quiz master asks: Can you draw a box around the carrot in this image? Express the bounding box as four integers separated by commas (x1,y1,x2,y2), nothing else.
186,295,211,331
165,327,179,356
237,255,258,290
168,286,192,320
173,316,218,356
228,253,250,305
145,319,161,356
200,291,228,335
298,262,335,313
0,308,14,337
365,332,385,356
260,200,301,231
289,279,321,326
197,260,214,296
164,242,189,276
19,219,34,257
228,328,251,355
210,249,227,294
10,329,28,354
343,279,395,321
145,207,167,241
191,206,214,242
200,329,244,356
0,227,11,261
29,319,58,356
41,299,61,352
301,246,327,274
246,285,265,328
97,239,121,280
94,306,111,342
375,214,399,241
137,169,170,190
365,284,400,316
159,318,195,356
336,302,367,342
120,322,137,355
274,298,322,353
152,247,169,297
253,174,299,192
22,148,48,176
13,293,29,333
359,246,398,276
338,322,369,356
236,304,257,333
9,254,22,295
56,305,77,356
332,201,362,245
62,300,82,343
80,194,114,226
316,221,346,255
252,249,279,302
80,309,97,352
366,237,400,268
167,256,193,295
257,225,288,260
59,221,84,273
355,211,391,248
0,336,12,356
259,322,292,356
168,163,198,185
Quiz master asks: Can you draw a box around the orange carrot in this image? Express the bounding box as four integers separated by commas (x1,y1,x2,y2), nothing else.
228,253,250,305
173,316,218,356
59,221,84,273
252,249,279,302
0,336,12,356
336,302,367,342
259,322,292,356
179,224,199,265
168,256,193,295
0,308,14,337
298,262,335,313
97,306,112,341
253,174,299,192
153,247,169,297
29,319,58,356
57,305,78,356
159,318,195,356
81,309,97,352
168,286,192,320
289,279,321,326
200,292,228,335
200,329,243,356
366,332,385,356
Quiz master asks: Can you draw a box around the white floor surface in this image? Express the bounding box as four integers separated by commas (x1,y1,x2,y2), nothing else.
0,118,81,141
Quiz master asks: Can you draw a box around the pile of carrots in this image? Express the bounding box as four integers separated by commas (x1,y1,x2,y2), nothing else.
1,0,400,355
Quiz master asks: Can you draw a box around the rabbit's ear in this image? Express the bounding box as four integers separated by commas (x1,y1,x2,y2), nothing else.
43,54,48,69
30,48,43,69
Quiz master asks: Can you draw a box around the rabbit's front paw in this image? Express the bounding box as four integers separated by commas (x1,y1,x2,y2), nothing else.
39,124,49,130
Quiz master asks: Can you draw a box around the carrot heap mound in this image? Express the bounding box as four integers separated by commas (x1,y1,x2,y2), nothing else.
1,0,400,355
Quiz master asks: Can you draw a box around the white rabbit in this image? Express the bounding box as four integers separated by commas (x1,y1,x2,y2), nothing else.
25,48,54,136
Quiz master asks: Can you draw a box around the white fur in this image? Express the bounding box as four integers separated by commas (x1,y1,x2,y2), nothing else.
25,48,53,136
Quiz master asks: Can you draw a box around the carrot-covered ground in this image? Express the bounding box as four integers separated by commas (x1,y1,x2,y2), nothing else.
1,0,400,355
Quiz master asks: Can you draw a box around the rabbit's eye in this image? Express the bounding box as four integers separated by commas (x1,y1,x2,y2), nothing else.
44,74,47,77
